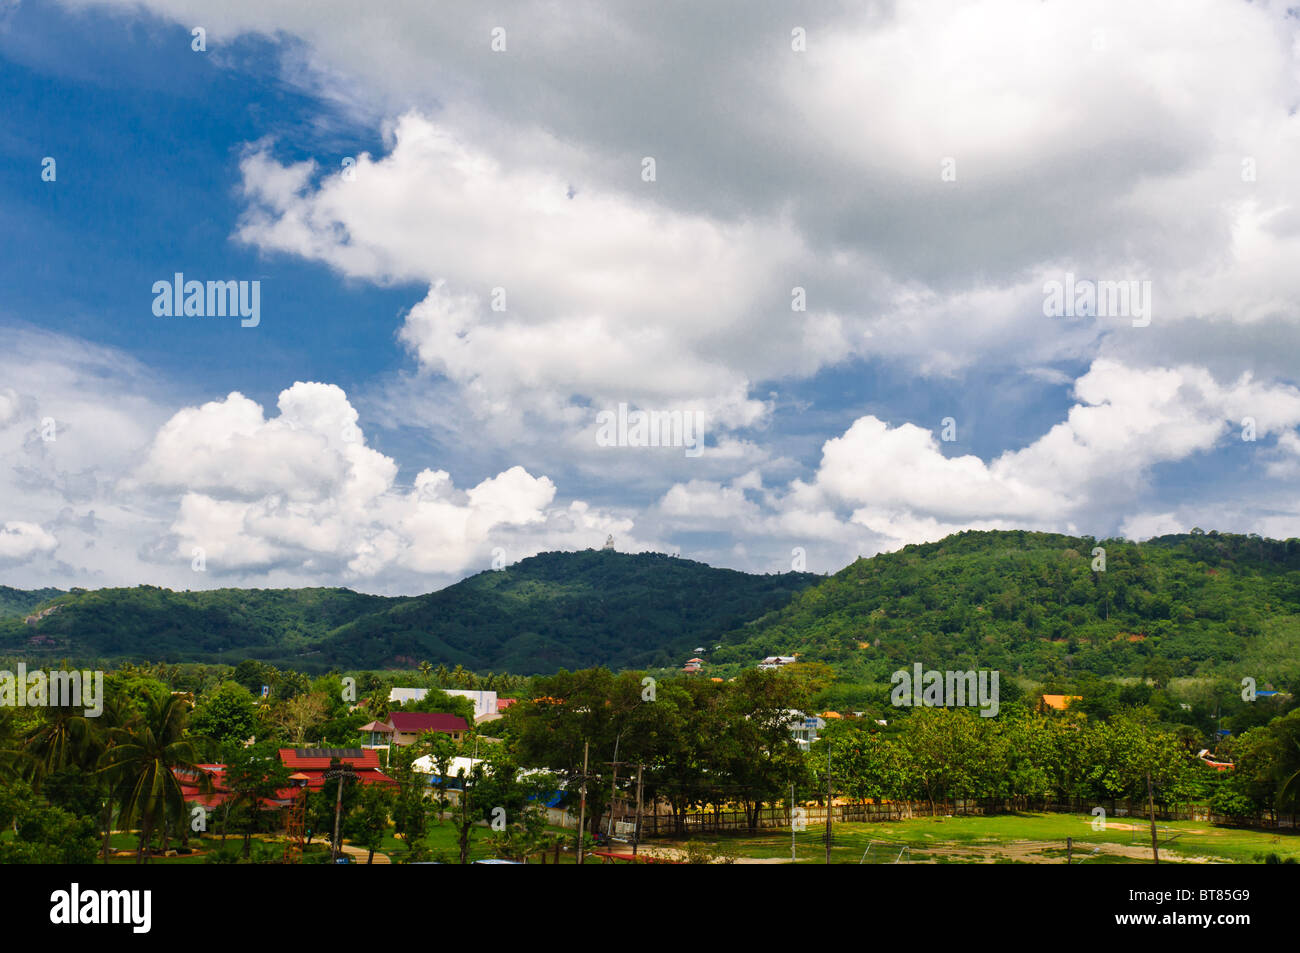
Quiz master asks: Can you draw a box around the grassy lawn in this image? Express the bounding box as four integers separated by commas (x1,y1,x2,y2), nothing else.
647,813,1300,864
90,811,1300,865
379,815,582,863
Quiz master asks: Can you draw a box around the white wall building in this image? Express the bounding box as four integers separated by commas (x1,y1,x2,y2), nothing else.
388,686,498,719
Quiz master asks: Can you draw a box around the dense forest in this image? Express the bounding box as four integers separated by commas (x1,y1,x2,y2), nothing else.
0,586,64,620
0,551,818,674
716,529,1300,686
4,530,1300,686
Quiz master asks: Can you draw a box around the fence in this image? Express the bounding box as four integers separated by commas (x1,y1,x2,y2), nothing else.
547,796,1297,838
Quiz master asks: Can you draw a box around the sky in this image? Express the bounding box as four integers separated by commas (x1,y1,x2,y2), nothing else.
2,0,1300,595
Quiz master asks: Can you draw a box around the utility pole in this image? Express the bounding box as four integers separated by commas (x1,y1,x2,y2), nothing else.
824,747,833,865
576,741,589,865
1147,771,1159,865
605,730,626,842
633,764,644,858
1066,836,1072,865
791,782,797,865
323,763,356,864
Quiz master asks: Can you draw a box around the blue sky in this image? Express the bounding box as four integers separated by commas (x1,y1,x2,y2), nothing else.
3,0,1299,594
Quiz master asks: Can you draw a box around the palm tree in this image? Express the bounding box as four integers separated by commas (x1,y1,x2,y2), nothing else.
21,703,95,786
99,693,209,863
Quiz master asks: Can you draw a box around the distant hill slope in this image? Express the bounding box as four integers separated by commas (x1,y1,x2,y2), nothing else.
0,551,820,673
0,585,66,620
0,586,396,663
714,529,1300,683
318,550,820,672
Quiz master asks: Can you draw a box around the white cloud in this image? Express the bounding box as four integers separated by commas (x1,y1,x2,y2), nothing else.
0,521,58,561
138,384,646,580
657,359,1300,556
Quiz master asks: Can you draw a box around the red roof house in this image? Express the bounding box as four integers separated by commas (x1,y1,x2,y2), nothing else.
385,712,470,746
276,748,397,791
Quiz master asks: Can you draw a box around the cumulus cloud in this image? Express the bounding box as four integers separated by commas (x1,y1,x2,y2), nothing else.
14,0,1300,584
655,359,1300,559
136,383,646,580
0,522,58,561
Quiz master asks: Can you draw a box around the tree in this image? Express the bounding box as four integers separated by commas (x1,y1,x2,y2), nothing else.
346,783,395,864
221,742,290,859
715,669,808,832
98,693,210,862
21,702,95,786
387,746,430,859
0,779,99,864
190,682,259,750
276,692,329,746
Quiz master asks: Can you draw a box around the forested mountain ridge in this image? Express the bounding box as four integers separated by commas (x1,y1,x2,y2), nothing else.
316,550,820,672
6,531,1300,684
714,529,1300,685
0,550,819,673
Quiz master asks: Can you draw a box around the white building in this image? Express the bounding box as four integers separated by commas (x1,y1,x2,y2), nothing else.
388,687,499,720
757,655,798,671
786,710,825,751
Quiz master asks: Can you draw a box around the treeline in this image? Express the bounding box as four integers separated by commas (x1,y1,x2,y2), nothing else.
498,666,1300,834
2,659,1300,863
0,660,545,863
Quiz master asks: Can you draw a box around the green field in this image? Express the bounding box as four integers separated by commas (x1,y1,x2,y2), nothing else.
82,811,1300,864
647,813,1300,864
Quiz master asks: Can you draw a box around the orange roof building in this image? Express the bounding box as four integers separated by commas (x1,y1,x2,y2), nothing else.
1039,694,1082,712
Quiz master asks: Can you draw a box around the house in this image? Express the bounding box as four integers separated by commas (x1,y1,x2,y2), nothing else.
683,657,704,673
786,710,825,751
277,748,397,790
359,720,393,748
384,711,470,746
758,655,798,671
175,763,299,811
388,686,428,707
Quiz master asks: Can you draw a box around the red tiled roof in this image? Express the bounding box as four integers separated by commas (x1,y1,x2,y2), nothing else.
278,748,385,771
174,764,294,809
274,748,398,790
387,712,469,734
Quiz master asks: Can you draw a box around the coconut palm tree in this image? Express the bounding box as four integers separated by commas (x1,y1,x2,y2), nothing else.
21,703,96,786
98,693,209,863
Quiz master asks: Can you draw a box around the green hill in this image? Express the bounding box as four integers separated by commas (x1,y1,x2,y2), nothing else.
0,585,394,664
8,531,1300,683
0,551,819,673
714,529,1300,684
0,585,65,620
318,550,819,672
